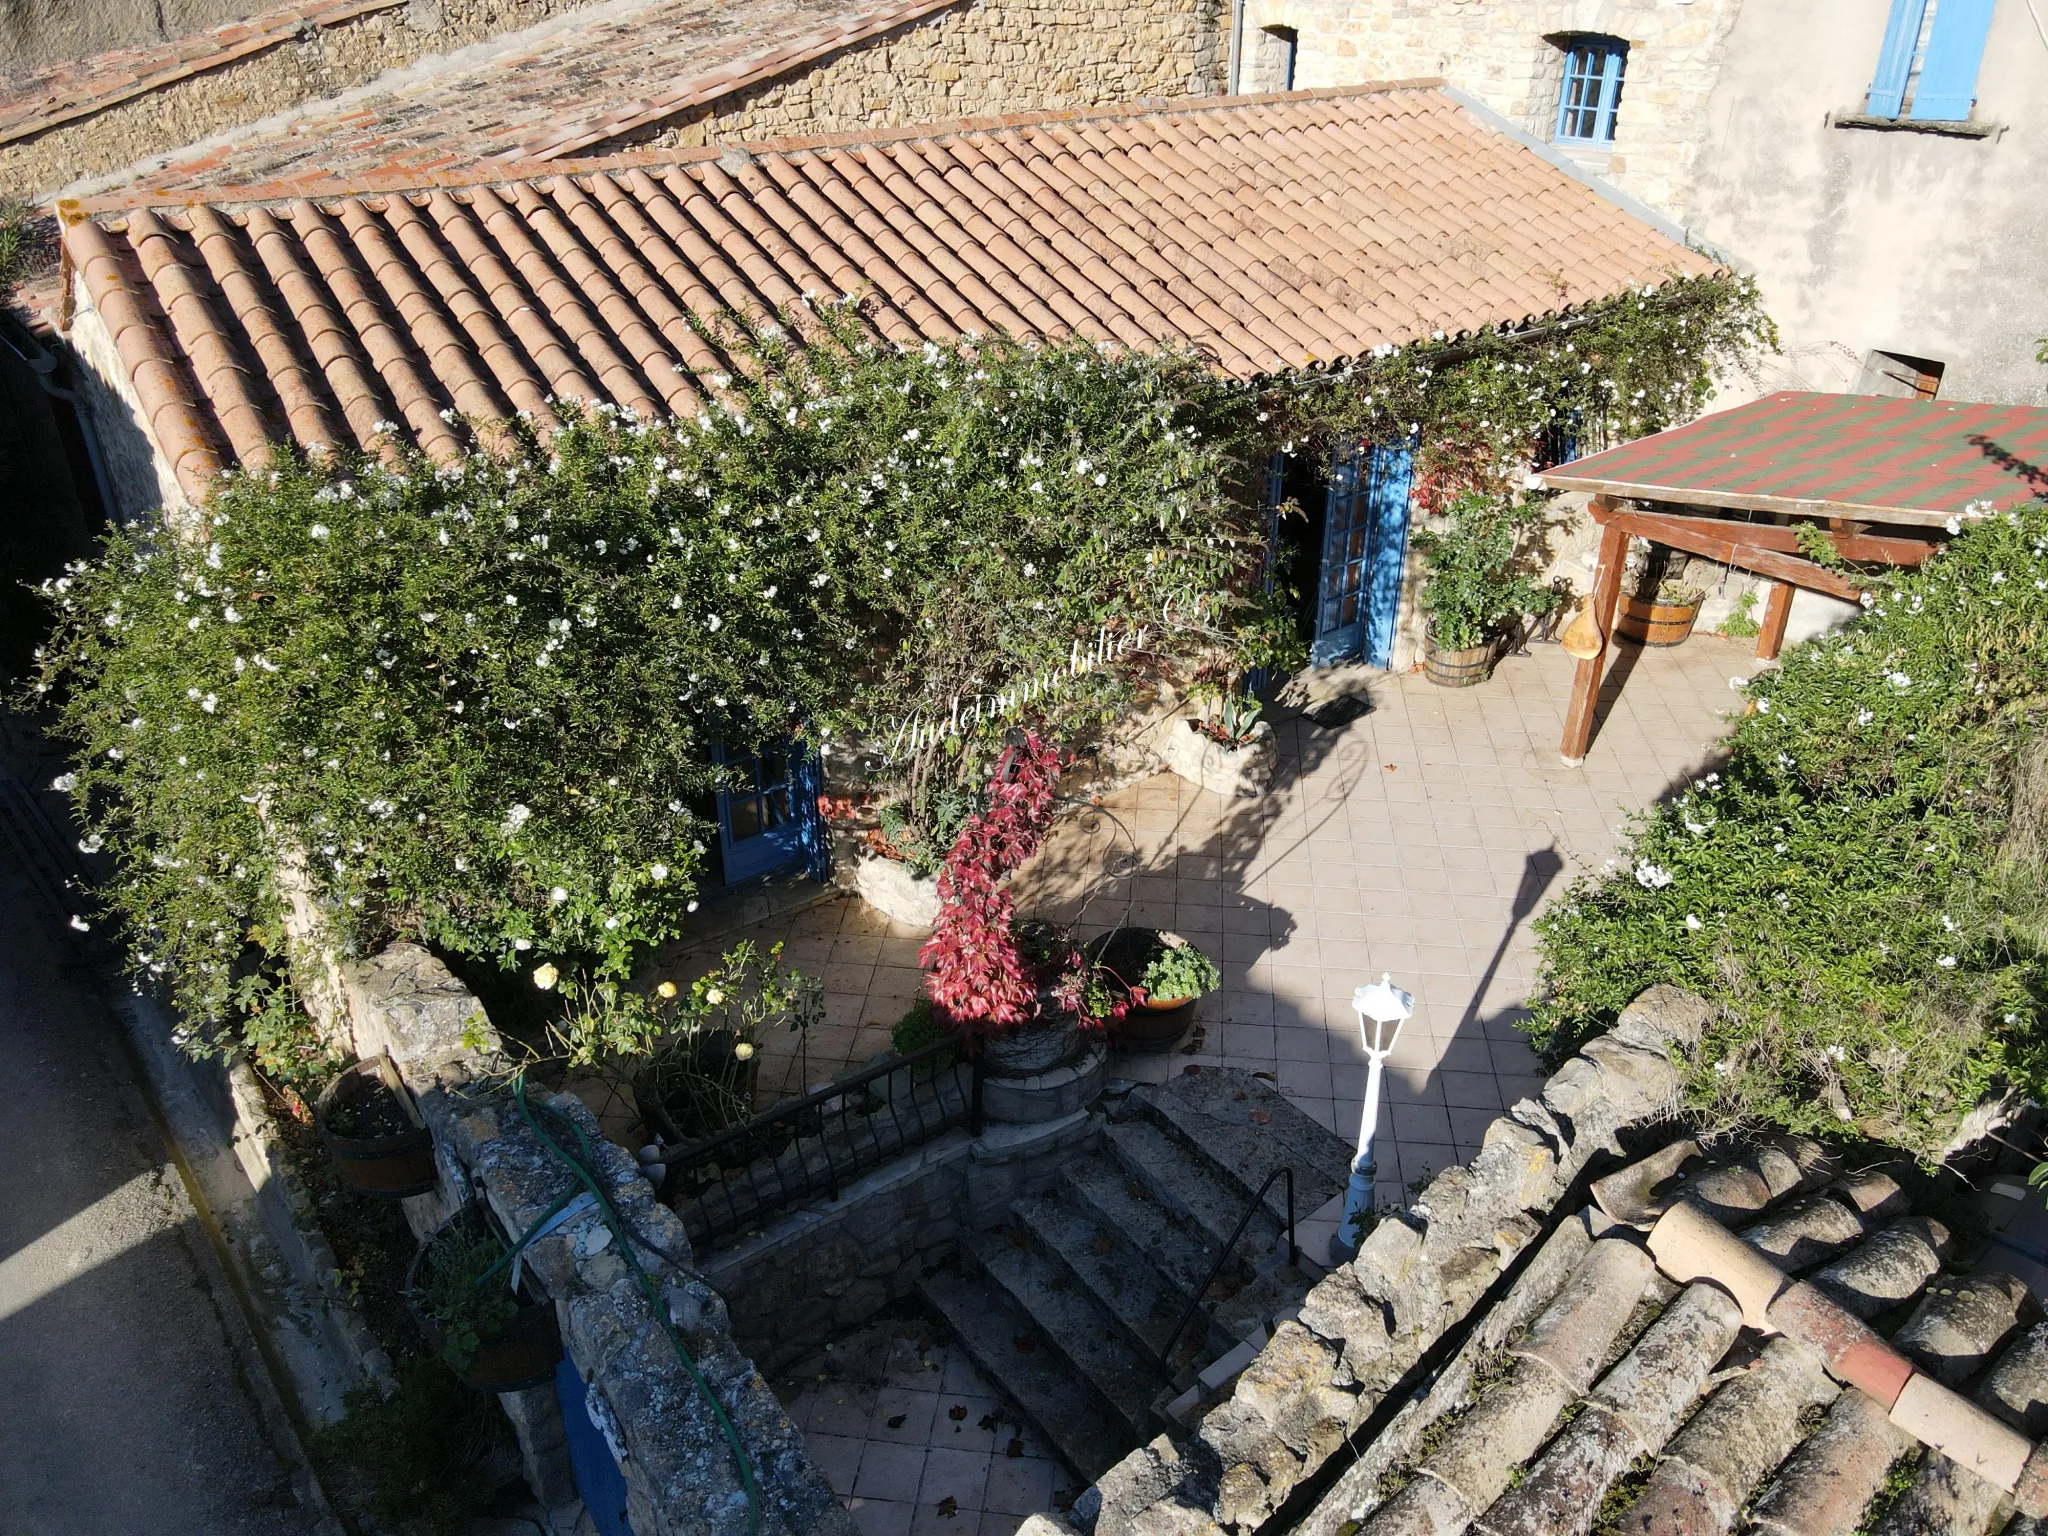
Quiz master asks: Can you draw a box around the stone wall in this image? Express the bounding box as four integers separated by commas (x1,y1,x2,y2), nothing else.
1071,983,1708,1536
1243,0,1739,231
4,0,606,199
703,1106,1100,1375
607,0,1226,154
5,0,264,73
345,942,859,1536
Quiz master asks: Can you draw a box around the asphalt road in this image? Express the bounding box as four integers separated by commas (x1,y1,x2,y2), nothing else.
0,802,318,1534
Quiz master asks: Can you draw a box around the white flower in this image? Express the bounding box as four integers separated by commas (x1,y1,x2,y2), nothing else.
51,773,76,792
1887,672,1911,689
1094,473,1107,486
532,963,559,990
1684,914,1702,931
704,987,725,1006
1634,862,1675,889
733,1041,755,1061
200,693,218,713
1729,676,1746,691
1756,698,1771,713
69,914,90,932
650,863,668,882
707,614,723,632
1945,516,1962,534
309,524,330,540
502,803,533,834
550,885,569,904
1937,954,1958,968
1856,710,1874,725
686,900,700,912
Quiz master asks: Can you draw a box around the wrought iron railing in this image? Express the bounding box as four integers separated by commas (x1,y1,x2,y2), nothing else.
640,1039,982,1251
1154,1165,1297,1375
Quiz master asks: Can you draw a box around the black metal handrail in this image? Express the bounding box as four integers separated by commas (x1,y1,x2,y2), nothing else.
1155,1165,1297,1375
640,1038,983,1250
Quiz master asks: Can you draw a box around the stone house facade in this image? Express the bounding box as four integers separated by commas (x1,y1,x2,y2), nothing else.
1243,0,2048,407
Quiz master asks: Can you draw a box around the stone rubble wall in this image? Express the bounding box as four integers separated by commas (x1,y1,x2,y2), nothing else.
703,1106,1101,1375
5,0,596,199
617,0,1226,155
1070,983,1709,1536
1247,0,1742,227
345,941,859,1536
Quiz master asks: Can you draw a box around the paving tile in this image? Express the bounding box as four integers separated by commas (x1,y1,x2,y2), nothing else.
983,1456,1060,1516
855,1442,929,1501
807,1432,865,1496
849,1499,916,1536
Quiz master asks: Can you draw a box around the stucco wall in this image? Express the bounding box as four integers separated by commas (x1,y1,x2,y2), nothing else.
1682,0,2048,408
610,0,1226,154
1245,0,1740,228
3,0,262,72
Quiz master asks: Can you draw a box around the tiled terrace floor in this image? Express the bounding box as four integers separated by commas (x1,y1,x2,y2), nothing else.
695,634,1754,1201
775,1314,1079,1536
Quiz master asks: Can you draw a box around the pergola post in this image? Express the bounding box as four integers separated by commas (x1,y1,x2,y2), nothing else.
1754,580,1795,661
1560,497,1626,766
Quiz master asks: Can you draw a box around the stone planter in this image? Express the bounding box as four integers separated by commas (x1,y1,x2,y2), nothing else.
982,1016,1083,1079
979,1037,1109,1124
1159,715,1275,799
854,852,940,930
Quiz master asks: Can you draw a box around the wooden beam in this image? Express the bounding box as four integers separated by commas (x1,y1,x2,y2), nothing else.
1599,509,1865,604
1755,580,1795,661
1561,508,1628,765
1536,474,1983,530
1608,508,1939,566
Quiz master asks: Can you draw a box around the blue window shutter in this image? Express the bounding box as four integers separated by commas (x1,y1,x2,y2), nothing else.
1362,443,1415,670
1911,0,1995,119
1596,47,1626,140
1866,0,1931,116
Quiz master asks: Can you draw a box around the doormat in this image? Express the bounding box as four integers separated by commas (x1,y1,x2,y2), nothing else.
1302,693,1372,730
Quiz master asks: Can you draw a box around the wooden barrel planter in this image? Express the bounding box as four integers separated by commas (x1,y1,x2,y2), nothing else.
1085,926,1204,1053
1615,594,1702,647
315,1055,436,1199
1423,636,1495,688
406,1207,563,1393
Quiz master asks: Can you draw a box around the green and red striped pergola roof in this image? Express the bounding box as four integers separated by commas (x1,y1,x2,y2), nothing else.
1539,391,2048,528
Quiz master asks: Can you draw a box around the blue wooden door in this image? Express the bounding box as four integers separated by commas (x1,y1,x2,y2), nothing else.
714,742,823,885
1312,442,1415,668
555,1358,633,1535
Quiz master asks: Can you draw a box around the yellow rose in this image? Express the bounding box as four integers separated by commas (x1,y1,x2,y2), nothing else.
532,963,559,991
733,1041,755,1061
704,987,725,1006
655,980,678,1000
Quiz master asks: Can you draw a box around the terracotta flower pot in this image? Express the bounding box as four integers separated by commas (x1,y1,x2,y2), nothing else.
1615,595,1701,647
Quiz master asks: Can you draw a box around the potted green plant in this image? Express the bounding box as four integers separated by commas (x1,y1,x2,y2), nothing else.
405,1206,562,1392
1409,491,1558,686
1084,927,1220,1052
1617,572,1708,647
315,1054,437,1199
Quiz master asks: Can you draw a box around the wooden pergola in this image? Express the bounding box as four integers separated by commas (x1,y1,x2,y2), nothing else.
1536,391,2048,763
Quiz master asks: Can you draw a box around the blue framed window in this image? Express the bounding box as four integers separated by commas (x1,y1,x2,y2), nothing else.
1864,0,1995,122
1554,36,1628,145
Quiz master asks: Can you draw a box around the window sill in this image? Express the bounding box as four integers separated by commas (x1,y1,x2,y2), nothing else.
1830,111,2000,139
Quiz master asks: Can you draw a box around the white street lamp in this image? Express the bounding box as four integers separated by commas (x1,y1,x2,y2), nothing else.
1330,972,1413,1264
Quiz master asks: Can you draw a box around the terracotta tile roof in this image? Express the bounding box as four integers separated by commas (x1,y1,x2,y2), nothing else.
0,0,406,147
50,0,962,197
60,85,1720,504
1299,1129,2048,1536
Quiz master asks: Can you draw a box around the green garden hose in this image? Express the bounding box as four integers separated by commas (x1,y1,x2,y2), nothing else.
481,1072,762,1536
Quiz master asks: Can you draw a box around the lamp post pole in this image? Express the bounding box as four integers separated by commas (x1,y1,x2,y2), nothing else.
1329,973,1413,1265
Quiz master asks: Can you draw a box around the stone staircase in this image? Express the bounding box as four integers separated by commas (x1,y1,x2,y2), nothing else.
920,1067,1353,1482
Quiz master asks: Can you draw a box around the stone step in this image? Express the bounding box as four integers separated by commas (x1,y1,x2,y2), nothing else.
1016,1184,1231,1369
1132,1068,1353,1228
919,1265,1130,1487
1061,1152,1236,1301
965,1225,1167,1442
1107,1118,1286,1269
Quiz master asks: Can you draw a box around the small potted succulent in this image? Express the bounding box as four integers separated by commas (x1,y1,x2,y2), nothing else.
1410,490,1558,686
1085,927,1221,1052
405,1205,562,1392
315,1054,437,1199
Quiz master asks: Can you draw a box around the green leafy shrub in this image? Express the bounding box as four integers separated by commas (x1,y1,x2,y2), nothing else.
33,325,1286,1046
408,1220,518,1372
313,1362,512,1536
874,786,979,877
1715,589,1761,640
1531,502,2048,1158
1409,490,1559,651
1142,936,1221,1002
